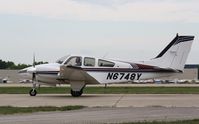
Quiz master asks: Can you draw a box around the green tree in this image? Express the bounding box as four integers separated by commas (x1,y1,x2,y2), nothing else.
0,59,48,70
34,61,48,65
0,59,7,69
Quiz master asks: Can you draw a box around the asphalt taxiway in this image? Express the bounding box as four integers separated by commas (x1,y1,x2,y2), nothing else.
0,94,199,107
0,94,199,123
0,107,199,124
1,83,199,123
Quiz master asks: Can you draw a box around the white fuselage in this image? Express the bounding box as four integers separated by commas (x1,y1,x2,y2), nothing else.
19,55,176,85
18,35,194,97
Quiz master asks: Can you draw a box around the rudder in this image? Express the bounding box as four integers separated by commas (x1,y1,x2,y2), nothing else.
146,34,194,71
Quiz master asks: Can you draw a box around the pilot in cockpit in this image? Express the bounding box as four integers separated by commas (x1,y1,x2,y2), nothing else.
75,57,82,66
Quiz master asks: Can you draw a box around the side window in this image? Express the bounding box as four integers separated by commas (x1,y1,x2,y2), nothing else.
64,56,82,66
84,57,95,67
98,59,115,67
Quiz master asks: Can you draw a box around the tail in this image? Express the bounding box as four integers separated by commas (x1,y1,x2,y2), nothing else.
146,34,194,72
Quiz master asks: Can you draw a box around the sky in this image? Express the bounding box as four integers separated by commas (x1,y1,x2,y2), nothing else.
0,0,198,64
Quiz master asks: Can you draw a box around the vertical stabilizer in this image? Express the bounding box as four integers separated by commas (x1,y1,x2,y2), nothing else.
146,34,194,71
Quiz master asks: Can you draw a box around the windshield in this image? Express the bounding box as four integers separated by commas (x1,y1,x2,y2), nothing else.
56,55,70,64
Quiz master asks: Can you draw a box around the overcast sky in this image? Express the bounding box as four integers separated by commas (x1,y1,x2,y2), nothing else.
0,0,198,64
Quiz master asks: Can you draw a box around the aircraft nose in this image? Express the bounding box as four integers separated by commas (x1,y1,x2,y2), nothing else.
18,68,28,74
27,67,36,73
18,66,36,74
35,63,60,72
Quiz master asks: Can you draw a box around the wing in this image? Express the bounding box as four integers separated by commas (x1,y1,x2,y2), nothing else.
58,65,99,84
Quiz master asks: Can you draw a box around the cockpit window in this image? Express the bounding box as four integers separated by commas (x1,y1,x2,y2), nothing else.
56,55,69,64
98,59,115,67
64,56,82,66
84,57,95,67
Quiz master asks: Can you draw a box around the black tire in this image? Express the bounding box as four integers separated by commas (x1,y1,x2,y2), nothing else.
29,89,37,96
71,90,83,97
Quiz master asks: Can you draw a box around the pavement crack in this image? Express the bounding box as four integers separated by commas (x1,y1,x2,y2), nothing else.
112,94,125,107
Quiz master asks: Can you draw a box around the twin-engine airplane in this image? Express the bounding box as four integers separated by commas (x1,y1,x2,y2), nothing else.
19,34,194,97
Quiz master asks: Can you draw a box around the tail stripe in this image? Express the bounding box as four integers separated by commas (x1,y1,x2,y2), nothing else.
155,35,194,58
174,36,194,45
155,35,178,58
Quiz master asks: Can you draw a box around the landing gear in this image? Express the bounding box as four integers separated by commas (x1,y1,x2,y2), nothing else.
70,81,86,97
71,89,83,97
29,76,37,96
29,89,37,96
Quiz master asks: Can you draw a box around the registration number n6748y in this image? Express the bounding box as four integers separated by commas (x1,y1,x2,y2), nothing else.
106,72,142,80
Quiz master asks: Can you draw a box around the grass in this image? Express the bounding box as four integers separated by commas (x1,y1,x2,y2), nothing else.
0,87,199,94
0,105,85,115
84,87,199,94
120,119,199,124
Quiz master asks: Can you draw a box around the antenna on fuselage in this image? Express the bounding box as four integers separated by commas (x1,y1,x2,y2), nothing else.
102,52,109,59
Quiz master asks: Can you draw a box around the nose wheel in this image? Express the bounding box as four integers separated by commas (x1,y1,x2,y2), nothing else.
29,89,37,96
29,78,38,96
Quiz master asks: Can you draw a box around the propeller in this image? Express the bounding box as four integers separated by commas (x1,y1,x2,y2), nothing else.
29,53,38,96
32,53,36,83
33,53,36,68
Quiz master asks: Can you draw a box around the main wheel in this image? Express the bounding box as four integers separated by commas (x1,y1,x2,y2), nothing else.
71,90,83,97
29,89,37,96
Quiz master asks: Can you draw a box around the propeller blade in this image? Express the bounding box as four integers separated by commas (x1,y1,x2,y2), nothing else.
32,73,36,83
33,53,36,67
32,53,36,83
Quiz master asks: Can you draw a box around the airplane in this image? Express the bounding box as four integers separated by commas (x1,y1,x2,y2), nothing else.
19,34,195,97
